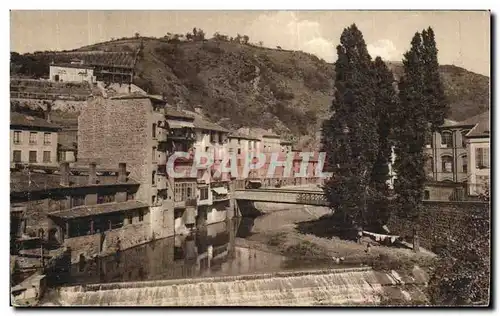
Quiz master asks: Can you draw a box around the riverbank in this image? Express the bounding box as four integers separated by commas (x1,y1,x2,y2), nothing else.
236,205,436,273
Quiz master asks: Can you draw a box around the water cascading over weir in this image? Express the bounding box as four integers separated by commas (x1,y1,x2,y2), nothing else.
45,267,429,306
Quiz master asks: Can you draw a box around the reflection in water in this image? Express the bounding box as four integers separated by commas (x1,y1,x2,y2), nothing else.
56,217,288,286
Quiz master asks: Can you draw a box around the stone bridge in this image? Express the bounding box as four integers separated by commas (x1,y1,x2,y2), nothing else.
234,189,328,206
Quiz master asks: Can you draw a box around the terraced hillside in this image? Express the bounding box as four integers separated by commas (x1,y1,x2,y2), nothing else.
11,37,490,149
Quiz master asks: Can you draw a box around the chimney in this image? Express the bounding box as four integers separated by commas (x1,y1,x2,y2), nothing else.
118,163,127,183
88,163,97,185
45,102,52,123
60,162,70,186
194,106,203,116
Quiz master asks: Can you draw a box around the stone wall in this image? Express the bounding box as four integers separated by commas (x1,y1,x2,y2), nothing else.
388,200,490,251
63,222,151,263
18,197,68,235
78,96,151,204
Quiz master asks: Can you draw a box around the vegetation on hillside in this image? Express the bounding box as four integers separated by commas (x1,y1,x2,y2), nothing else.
10,29,489,147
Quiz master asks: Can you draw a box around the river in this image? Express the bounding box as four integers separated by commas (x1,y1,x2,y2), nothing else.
50,217,301,286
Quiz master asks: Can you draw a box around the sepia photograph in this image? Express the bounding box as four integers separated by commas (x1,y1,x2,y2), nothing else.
8,9,491,307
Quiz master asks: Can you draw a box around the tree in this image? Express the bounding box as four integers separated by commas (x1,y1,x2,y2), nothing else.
258,41,264,47
322,24,379,232
134,32,140,39
422,27,449,130
242,35,250,45
368,57,398,229
428,211,490,305
392,32,429,252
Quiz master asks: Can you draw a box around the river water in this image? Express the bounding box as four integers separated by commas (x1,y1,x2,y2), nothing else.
52,217,295,286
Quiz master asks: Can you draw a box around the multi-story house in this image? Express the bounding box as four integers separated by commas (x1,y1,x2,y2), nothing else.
189,111,232,226
10,162,144,263
10,112,61,167
424,112,489,200
465,112,490,196
78,94,175,239
227,131,261,181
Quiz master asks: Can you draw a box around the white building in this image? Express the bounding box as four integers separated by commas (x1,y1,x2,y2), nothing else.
49,60,96,83
465,113,490,196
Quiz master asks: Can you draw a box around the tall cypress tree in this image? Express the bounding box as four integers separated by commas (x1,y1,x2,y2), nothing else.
322,24,378,231
422,27,449,130
368,57,398,229
393,32,428,252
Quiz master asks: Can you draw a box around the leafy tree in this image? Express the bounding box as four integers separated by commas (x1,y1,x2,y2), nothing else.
322,24,378,231
428,211,490,305
242,35,250,44
368,57,398,229
134,32,140,39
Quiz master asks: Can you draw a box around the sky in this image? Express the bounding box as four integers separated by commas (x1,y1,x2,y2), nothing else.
10,10,490,76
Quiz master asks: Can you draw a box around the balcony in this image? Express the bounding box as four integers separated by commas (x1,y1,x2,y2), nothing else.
174,198,197,209
156,151,167,165
157,175,168,190
168,128,196,141
156,127,168,142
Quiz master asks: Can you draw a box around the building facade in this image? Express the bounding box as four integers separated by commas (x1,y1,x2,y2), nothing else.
10,162,144,263
465,113,490,196
10,112,60,167
50,62,96,84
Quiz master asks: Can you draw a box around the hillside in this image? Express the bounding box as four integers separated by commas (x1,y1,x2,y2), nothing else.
11,37,490,148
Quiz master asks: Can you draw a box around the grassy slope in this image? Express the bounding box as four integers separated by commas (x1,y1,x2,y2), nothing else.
11,38,489,148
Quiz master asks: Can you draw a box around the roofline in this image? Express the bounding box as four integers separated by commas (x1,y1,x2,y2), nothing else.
10,181,140,196
10,124,62,132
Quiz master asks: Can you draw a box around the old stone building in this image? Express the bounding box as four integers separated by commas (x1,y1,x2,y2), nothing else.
78,94,174,239
10,162,144,263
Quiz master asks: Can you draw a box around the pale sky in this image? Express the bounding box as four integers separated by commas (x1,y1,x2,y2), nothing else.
10,10,490,76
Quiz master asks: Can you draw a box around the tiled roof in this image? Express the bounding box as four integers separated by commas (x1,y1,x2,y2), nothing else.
10,171,139,194
228,132,260,141
51,63,95,70
192,116,229,133
50,51,135,69
166,108,195,120
48,200,149,219
459,111,490,126
10,112,61,130
466,115,490,138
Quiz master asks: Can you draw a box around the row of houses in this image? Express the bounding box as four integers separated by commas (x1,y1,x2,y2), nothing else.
10,92,321,264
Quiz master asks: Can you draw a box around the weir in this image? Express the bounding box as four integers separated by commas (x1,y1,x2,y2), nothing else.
47,266,429,306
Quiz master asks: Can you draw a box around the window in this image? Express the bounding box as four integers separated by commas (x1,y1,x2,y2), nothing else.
29,132,37,144
13,131,21,144
13,150,21,162
58,151,66,162
152,123,157,138
237,148,241,155
424,190,430,200
71,195,85,208
128,213,133,225
43,133,51,145
441,156,453,173
200,187,209,200
43,151,51,162
476,148,489,169
29,151,37,163
228,148,234,154
139,210,144,222
97,193,115,204
237,139,241,145
152,171,156,185
152,147,156,162
441,132,453,148
462,155,468,173
187,187,192,198
151,195,156,205
127,192,135,201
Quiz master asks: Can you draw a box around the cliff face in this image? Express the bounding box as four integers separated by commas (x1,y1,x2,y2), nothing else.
11,38,490,149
